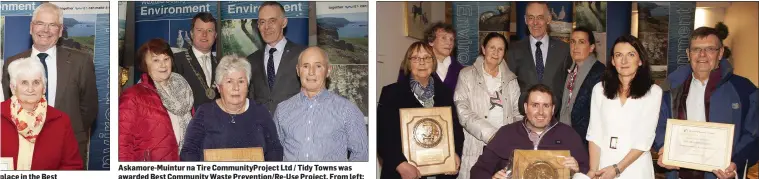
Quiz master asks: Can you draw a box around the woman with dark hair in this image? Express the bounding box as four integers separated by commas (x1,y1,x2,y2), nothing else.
453,32,521,179
559,27,606,147
586,35,662,179
119,39,193,161
378,42,464,179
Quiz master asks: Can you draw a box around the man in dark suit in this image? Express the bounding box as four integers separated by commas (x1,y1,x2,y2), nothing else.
247,1,306,114
506,1,572,116
2,3,98,165
172,12,219,109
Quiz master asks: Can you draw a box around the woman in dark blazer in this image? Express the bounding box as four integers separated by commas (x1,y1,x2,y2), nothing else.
377,42,465,179
558,27,606,147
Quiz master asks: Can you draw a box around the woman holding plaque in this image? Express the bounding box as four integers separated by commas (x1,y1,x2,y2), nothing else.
1,57,83,170
180,55,283,161
586,35,662,179
377,42,464,179
119,39,193,161
453,32,522,179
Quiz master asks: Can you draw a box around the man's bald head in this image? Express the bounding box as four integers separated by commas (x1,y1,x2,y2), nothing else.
297,46,332,97
298,46,330,65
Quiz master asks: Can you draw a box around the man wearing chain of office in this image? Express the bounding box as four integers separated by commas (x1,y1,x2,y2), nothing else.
172,12,220,108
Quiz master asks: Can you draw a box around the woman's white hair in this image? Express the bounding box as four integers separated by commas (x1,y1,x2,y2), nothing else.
214,54,252,86
8,57,47,88
32,3,64,25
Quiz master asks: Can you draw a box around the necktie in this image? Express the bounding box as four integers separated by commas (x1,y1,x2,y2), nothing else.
202,55,212,87
535,41,545,81
38,53,49,100
267,48,277,90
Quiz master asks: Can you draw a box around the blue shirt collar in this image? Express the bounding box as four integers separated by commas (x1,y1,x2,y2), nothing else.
299,88,330,101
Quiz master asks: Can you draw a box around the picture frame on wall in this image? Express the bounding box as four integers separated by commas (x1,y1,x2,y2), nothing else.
404,1,431,39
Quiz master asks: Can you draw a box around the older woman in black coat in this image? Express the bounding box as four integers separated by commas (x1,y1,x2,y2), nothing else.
377,42,464,179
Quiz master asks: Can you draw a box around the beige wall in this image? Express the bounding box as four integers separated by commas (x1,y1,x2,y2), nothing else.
694,7,726,29
376,2,446,99
724,2,759,86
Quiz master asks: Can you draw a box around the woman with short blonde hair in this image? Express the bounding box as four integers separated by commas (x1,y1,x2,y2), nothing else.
378,42,464,179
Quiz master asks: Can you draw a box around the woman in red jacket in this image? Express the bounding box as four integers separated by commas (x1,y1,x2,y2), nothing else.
119,39,193,161
1,57,83,170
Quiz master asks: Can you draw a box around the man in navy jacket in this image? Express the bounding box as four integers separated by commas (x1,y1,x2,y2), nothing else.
654,26,759,179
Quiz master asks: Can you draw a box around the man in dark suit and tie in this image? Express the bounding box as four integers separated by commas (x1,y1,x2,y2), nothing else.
2,3,98,165
247,1,306,114
172,12,219,109
506,1,572,116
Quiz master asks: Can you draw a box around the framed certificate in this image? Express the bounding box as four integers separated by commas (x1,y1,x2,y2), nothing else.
662,119,735,171
512,150,571,179
0,157,13,170
203,147,264,162
399,107,457,176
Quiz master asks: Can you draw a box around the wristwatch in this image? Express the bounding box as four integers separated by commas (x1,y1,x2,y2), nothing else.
612,164,621,178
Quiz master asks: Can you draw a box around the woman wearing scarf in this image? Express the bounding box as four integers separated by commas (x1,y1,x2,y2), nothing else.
453,32,522,179
119,39,193,161
1,57,83,170
180,55,282,161
377,42,464,179
559,27,606,147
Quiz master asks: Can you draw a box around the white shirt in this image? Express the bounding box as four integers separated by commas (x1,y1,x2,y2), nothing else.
436,56,451,82
264,38,288,76
586,83,662,178
31,46,57,107
192,47,213,88
686,76,708,122
483,65,504,123
529,35,549,67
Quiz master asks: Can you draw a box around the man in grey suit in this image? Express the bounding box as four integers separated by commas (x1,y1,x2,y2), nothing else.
506,1,572,116
247,1,306,113
2,3,98,165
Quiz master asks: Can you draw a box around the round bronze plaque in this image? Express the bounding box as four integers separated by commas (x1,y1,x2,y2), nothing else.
412,118,443,148
523,161,557,179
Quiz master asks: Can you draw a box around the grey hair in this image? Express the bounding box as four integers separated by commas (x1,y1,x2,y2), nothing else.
32,3,64,25
214,54,252,86
8,57,48,88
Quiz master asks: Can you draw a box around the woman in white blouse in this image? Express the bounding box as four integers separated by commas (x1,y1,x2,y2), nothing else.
586,35,662,179
454,32,522,179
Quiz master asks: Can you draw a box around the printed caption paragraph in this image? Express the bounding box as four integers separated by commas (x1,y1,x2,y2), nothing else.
118,164,366,179
0,174,57,179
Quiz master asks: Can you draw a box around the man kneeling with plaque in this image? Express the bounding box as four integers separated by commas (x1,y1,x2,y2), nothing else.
654,26,759,179
470,84,589,179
